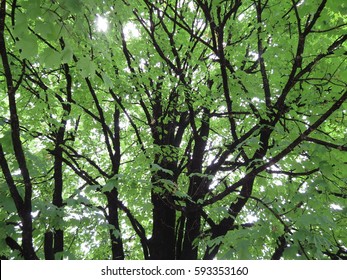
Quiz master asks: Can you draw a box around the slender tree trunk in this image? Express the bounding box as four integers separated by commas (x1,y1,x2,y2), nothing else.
0,0,37,260
52,144,64,258
51,126,66,258
49,62,73,259
106,190,125,260
21,210,38,259
106,106,125,260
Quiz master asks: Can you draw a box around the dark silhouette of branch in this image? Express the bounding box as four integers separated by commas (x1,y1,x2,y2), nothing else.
271,235,287,260
306,137,347,151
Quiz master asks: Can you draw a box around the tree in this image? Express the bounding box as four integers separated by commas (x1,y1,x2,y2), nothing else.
0,0,346,260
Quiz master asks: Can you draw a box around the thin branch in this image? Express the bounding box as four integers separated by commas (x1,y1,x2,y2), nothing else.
306,137,347,151
255,0,271,108
116,200,150,260
266,168,320,177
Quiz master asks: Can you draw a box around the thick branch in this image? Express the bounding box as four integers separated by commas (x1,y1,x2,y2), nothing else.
0,144,24,212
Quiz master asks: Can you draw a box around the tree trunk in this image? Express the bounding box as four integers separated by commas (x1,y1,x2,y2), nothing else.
150,191,176,259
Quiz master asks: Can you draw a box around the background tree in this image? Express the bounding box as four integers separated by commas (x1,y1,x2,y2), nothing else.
0,0,346,260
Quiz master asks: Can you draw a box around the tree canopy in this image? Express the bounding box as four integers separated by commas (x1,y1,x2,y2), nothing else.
0,0,346,260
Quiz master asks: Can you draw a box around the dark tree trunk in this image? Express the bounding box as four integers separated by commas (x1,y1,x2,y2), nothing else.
150,191,176,259
50,62,73,259
52,144,65,258
106,189,125,260
181,209,200,259
0,0,37,260
105,106,125,260
44,232,54,260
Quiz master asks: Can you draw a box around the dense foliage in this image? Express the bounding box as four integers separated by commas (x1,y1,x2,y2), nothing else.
0,0,346,260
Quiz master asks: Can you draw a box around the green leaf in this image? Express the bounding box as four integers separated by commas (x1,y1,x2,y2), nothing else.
12,14,28,37
319,160,334,175
60,0,83,13
1,197,17,213
150,163,174,176
296,214,317,227
61,46,74,64
235,239,252,259
16,34,38,59
77,57,97,78
24,0,42,18
65,198,77,206
40,48,61,68
102,176,121,193
35,21,59,40
189,172,214,180
101,72,114,89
